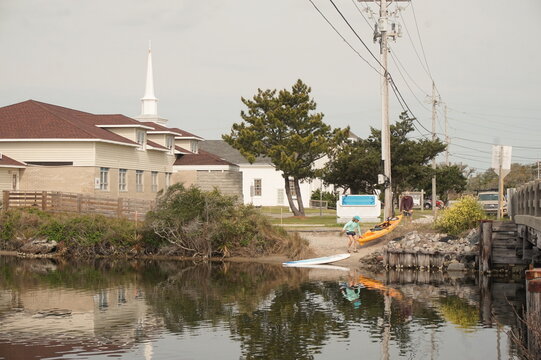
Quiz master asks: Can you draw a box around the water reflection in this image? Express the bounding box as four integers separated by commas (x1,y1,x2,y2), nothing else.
0,257,524,359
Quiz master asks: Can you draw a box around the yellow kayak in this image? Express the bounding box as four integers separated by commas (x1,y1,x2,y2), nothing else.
357,215,403,245
356,275,403,300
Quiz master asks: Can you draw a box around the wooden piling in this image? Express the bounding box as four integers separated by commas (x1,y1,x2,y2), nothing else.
479,274,492,326
479,221,493,273
525,268,541,357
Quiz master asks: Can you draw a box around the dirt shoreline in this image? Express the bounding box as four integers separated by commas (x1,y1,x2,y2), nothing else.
230,229,388,268
1,229,387,268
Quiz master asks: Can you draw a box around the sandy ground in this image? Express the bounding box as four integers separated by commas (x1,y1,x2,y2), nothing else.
241,228,391,270
294,230,388,267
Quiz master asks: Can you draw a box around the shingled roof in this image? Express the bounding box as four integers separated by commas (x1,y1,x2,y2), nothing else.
169,127,204,140
198,140,272,165
0,100,138,146
174,149,237,167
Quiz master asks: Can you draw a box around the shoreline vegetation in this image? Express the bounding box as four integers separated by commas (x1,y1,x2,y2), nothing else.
0,184,313,262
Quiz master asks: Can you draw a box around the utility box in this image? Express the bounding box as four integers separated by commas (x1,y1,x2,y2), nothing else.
337,194,381,223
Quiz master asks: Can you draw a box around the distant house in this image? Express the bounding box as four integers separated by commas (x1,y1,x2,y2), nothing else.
199,140,329,208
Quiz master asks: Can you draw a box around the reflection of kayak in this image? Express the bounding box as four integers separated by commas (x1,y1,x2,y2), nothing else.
356,275,403,300
282,253,350,267
357,215,403,245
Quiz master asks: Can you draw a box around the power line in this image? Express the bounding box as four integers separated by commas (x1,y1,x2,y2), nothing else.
390,49,430,97
450,135,541,150
306,0,384,76
398,6,431,80
328,0,384,70
389,50,431,112
409,0,434,80
351,0,373,29
447,106,540,120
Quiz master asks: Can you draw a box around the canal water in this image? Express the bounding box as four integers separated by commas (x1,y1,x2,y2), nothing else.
0,257,524,359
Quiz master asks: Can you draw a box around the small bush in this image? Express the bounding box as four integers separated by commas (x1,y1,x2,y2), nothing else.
435,195,486,236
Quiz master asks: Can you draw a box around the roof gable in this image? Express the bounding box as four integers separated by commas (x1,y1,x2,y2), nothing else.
0,153,25,167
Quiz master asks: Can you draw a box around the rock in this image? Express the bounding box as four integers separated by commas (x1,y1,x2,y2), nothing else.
19,238,57,254
465,229,480,244
447,262,466,271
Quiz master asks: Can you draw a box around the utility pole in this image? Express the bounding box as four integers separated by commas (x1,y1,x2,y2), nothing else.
431,81,438,217
444,104,449,166
359,0,404,220
379,0,392,220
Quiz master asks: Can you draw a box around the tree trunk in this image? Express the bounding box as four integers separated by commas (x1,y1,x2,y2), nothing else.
293,177,305,216
283,176,302,216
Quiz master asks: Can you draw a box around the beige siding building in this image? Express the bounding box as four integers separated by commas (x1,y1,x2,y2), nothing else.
0,48,244,203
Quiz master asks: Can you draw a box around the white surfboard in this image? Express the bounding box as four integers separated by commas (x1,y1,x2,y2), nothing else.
283,264,350,271
282,253,351,267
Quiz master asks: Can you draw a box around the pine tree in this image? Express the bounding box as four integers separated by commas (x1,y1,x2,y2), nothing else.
223,79,348,216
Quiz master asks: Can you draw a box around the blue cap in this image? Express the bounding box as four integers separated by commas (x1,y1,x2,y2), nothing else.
354,215,361,221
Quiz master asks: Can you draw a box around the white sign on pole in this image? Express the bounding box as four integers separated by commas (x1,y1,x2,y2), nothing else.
491,145,512,171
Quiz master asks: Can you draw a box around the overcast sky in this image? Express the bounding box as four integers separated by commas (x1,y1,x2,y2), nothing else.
1,0,540,174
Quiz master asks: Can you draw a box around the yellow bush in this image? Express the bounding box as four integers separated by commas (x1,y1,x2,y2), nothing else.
435,195,486,236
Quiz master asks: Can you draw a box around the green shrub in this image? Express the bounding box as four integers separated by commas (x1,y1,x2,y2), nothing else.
1,208,139,256
435,195,486,236
311,189,338,208
144,183,305,257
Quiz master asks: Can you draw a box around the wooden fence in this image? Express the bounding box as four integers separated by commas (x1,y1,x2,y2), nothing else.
2,190,154,221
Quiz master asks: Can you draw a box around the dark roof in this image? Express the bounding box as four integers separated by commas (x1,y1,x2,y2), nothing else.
174,145,191,154
198,140,272,165
169,127,204,140
174,149,237,167
0,100,138,145
0,153,25,167
146,140,168,150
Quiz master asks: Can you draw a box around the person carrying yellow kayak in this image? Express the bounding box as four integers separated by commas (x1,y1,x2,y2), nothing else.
340,215,362,253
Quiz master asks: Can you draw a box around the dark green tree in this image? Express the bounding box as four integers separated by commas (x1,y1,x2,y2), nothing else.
466,162,537,193
419,164,468,202
223,79,348,216
323,112,446,207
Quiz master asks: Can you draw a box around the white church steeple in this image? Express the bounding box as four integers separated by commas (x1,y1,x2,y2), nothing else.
141,43,158,116
138,42,168,126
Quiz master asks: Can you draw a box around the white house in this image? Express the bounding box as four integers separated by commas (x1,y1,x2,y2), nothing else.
199,140,332,208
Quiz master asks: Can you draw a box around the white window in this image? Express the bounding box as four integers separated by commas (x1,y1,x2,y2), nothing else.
190,140,198,154
99,167,109,190
119,169,127,192
151,171,158,192
166,136,174,153
136,170,144,192
136,130,146,149
165,172,172,188
254,179,262,196
277,189,285,205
